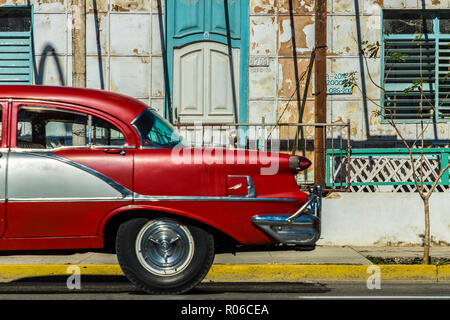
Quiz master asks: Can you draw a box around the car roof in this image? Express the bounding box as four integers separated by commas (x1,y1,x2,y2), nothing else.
0,85,147,124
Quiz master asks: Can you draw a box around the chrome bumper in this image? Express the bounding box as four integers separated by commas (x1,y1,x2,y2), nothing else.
251,185,322,247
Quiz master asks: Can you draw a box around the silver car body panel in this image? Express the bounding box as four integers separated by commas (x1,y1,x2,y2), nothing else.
7,152,131,202
0,148,7,203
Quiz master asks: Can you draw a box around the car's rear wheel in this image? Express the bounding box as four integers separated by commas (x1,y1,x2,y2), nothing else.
116,217,215,294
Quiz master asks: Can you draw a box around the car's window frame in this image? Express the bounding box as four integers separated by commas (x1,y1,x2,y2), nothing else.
10,100,137,151
0,102,5,148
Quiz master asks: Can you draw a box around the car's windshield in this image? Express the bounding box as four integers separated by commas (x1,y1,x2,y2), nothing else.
133,109,183,147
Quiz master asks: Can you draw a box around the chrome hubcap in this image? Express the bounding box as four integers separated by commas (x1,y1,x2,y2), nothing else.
135,220,194,276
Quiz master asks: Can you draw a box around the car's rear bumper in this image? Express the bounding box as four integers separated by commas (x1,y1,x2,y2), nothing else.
251,185,322,247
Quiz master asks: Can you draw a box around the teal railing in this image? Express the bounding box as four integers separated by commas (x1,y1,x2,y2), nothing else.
326,148,450,191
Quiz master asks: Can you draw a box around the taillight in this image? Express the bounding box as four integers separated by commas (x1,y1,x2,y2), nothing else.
289,155,311,172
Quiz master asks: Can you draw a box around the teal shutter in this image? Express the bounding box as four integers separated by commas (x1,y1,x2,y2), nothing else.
0,31,32,84
438,36,450,119
173,0,205,38
384,38,436,120
0,6,33,85
382,10,450,122
170,0,242,45
209,0,241,39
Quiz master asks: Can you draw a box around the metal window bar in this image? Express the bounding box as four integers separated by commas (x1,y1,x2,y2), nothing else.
174,121,351,192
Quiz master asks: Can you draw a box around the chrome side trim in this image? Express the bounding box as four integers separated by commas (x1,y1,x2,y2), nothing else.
133,194,297,202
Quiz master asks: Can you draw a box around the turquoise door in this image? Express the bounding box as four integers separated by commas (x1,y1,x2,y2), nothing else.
0,6,33,85
166,0,248,123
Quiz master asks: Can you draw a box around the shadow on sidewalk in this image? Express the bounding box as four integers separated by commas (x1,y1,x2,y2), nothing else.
0,276,331,295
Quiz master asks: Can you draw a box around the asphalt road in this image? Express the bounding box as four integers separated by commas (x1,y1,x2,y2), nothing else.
0,276,448,300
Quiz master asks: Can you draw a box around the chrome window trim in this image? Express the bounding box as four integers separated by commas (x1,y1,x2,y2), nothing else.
18,106,88,117
10,145,137,153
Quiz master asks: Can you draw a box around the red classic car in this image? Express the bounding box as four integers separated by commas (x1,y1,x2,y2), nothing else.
0,85,321,294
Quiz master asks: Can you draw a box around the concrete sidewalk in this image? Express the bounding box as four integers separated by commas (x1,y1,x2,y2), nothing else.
0,246,447,282
0,245,448,265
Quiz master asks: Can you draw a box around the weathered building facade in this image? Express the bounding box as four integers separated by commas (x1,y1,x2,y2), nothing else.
0,0,449,245
1,1,448,137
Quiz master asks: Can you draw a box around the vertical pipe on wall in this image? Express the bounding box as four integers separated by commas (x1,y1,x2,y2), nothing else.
72,0,86,88
224,0,239,124
314,0,327,186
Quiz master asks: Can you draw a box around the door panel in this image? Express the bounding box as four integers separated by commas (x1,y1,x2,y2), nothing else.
5,150,133,238
0,102,6,237
208,47,239,116
6,152,125,200
174,42,239,123
5,102,133,238
175,47,204,116
167,0,248,123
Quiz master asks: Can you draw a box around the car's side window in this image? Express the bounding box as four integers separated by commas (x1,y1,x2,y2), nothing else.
16,106,127,149
92,116,125,146
17,107,90,149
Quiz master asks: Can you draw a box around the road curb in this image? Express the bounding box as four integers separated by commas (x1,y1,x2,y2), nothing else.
0,264,447,282
204,265,439,282
438,265,450,281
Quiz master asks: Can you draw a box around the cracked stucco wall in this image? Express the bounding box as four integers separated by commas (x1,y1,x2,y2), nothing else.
3,0,165,115
248,0,450,146
3,0,449,144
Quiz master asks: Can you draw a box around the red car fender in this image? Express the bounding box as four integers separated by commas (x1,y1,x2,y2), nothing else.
97,203,276,245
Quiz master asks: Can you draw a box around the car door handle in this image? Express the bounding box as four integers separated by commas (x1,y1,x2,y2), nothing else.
103,149,126,156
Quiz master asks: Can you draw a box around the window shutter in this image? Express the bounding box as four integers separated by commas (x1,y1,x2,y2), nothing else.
439,36,450,120
0,7,32,85
0,32,32,84
384,38,436,120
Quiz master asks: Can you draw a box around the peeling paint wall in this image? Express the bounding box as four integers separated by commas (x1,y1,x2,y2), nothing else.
3,0,450,140
4,0,164,114
249,0,450,147
249,0,318,127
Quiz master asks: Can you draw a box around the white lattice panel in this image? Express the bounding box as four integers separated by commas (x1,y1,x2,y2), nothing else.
330,155,450,192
